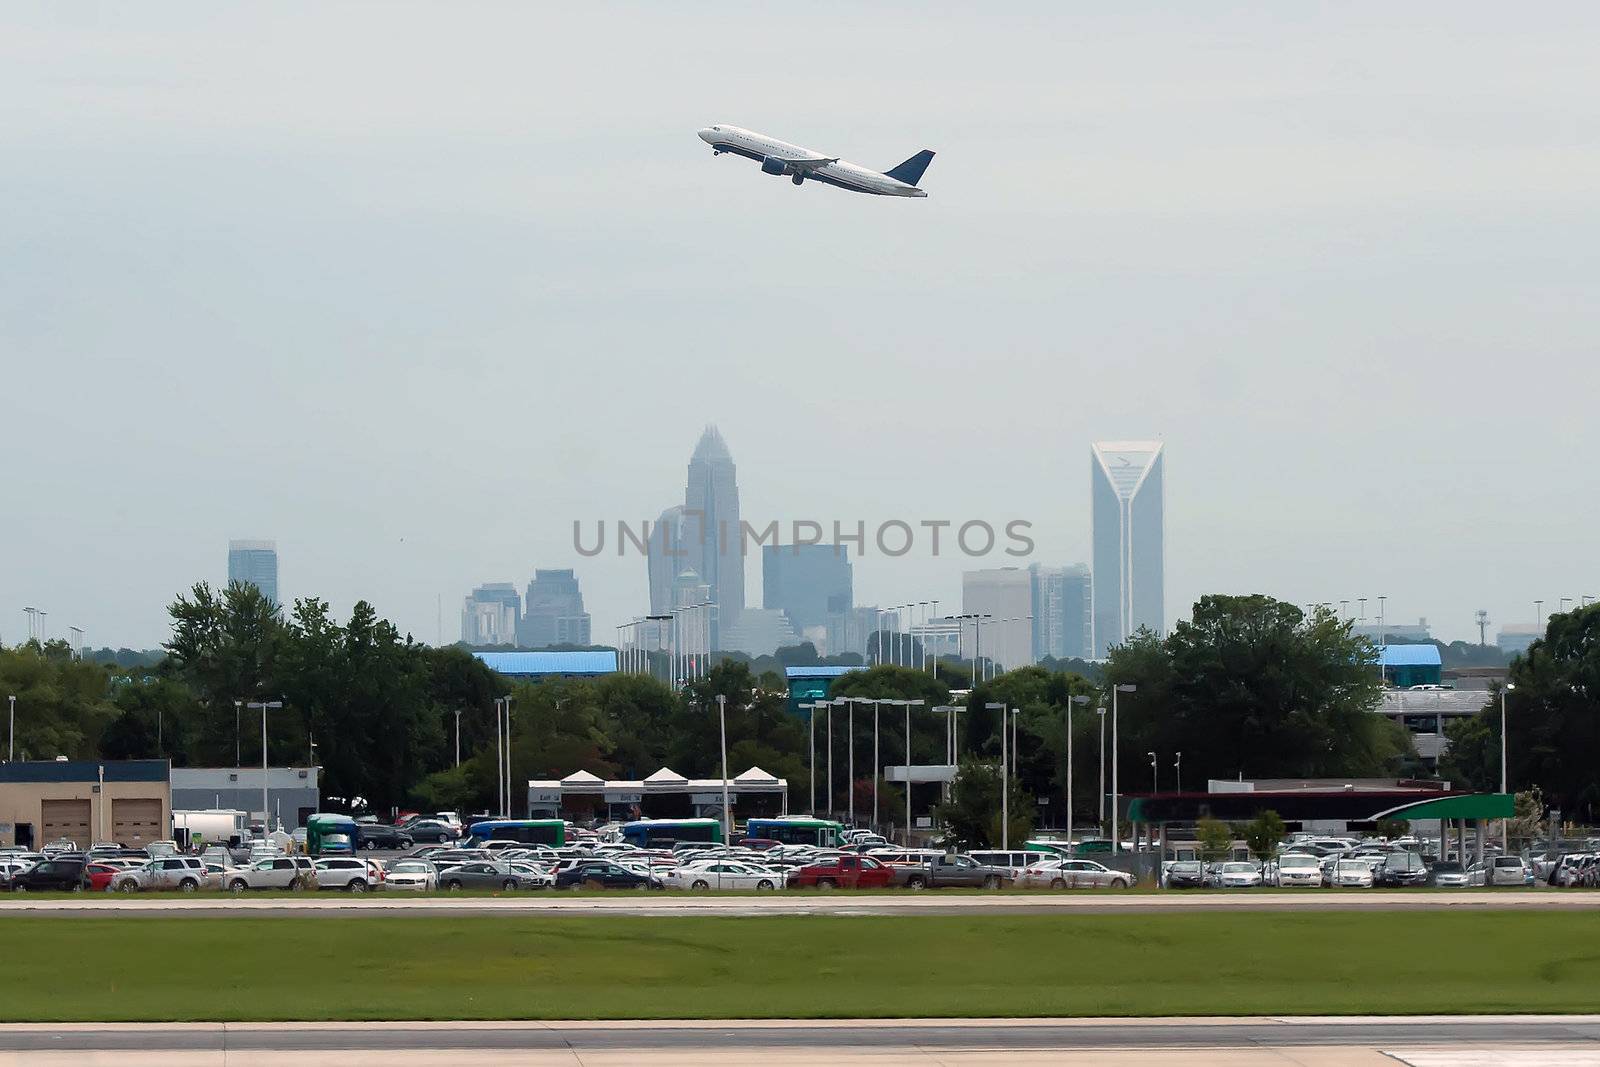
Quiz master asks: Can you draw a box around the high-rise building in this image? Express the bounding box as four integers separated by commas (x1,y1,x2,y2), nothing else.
462,582,520,646
762,543,852,634
520,569,592,648
1031,563,1092,661
683,427,743,645
646,505,686,615
961,567,1035,672
227,539,279,604
1090,441,1165,656
824,606,883,659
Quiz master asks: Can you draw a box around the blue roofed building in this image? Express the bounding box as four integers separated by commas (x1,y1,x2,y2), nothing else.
472,650,618,679
1378,644,1443,688
784,664,856,716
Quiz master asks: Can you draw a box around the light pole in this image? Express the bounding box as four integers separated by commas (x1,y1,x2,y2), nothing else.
1111,684,1136,853
872,699,881,830
503,693,514,818
247,699,283,835
22,608,35,644
716,694,731,844
1174,751,1182,794
1096,706,1107,826
7,694,14,762
1501,682,1515,851
986,702,1008,849
843,697,855,825
826,699,833,818
1066,695,1089,847
454,708,462,767
904,699,918,845
807,702,816,815
494,698,504,816
234,700,242,767
1148,751,1158,794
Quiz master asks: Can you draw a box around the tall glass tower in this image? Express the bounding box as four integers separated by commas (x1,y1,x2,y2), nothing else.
683,426,743,645
227,539,279,605
1090,442,1165,656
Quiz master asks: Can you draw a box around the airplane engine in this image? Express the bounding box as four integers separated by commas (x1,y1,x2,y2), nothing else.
791,173,804,185
760,156,788,176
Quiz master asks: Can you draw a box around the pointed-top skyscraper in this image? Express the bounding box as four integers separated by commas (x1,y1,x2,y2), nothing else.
683,426,743,645
1090,441,1165,656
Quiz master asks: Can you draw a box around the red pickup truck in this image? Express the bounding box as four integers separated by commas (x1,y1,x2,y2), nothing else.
787,854,894,890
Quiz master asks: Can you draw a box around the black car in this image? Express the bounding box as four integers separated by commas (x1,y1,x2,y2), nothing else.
355,823,414,850
1165,861,1208,889
1379,851,1429,887
555,860,661,891
405,820,459,844
5,857,88,892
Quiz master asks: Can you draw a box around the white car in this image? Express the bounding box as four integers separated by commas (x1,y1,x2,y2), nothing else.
1212,862,1263,888
503,861,555,889
663,861,785,891
314,858,384,892
385,859,438,891
1274,853,1324,887
1332,858,1374,887
1016,859,1132,890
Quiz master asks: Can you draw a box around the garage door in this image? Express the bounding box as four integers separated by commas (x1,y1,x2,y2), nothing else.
112,798,163,846
40,799,92,849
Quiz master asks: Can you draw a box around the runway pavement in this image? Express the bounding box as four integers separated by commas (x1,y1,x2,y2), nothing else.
1,1016,1597,1065
0,889,1595,917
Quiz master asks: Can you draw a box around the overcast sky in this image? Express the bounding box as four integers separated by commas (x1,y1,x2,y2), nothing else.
4,3,1598,650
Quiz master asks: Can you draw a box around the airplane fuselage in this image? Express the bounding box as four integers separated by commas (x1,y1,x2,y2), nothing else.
696,125,930,197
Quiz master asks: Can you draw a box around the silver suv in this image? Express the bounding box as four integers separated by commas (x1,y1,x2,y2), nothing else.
225,856,319,892
111,857,214,893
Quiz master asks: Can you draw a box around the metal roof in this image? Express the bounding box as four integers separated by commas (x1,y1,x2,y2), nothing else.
473,650,618,676
0,759,169,784
785,665,856,679
1377,645,1443,667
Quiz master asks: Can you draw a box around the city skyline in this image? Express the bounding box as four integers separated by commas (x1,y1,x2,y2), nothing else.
6,6,1598,652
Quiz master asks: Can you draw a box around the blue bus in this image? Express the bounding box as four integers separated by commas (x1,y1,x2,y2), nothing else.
619,818,723,848
745,818,844,848
466,819,566,847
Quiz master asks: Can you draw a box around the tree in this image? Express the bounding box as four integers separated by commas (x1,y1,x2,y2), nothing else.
1243,810,1286,862
1374,817,1410,841
1195,815,1234,864
932,758,1033,849
1106,596,1413,785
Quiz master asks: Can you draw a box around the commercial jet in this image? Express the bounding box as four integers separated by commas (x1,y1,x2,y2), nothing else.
697,124,934,197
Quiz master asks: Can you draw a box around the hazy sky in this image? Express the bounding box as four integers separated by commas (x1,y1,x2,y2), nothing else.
5,3,1598,650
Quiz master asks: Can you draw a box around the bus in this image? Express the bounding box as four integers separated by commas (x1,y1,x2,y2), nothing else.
466,819,566,848
744,818,844,848
620,818,723,849
306,813,358,856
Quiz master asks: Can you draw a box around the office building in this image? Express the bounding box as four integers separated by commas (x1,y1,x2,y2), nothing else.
520,569,592,648
1031,563,1092,661
1352,619,1432,644
1497,624,1540,655
683,426,744,644
962,567,1035,672
824,606,882,658
1090,440,1165,656
461,582,521,646
646,505,686,615
227,539,279,604
762,543,852,634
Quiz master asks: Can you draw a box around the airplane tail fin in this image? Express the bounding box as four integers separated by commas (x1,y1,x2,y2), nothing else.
883,149,934,186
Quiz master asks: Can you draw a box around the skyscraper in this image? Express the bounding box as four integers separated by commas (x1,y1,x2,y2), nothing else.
762,543,852,635
682,426,743,645
1090,440,1165,656
961,567,1035,672
462,582,520,646
1031,563,1092,661
520,569,592,648
227,539,279,604
646,505,686,615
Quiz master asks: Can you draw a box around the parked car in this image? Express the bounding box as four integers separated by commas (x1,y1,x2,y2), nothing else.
85,862,124,892
384,859,438,891
1165,861,1208,888
1212,862,1264,888
786,855,894,890
110,857,214,893
663,861,784,891
1274,853,1324,887
314,857,383,892
552,860,661,891
1379,851,1430,887
353,823,414,851
225,856,320,892
968,850,1048,874
888,853,1013,890
502,862,556,889
1429,860,1470,887
406,820,459,844
4,856,88,892
1332,858,1375,888
1019,859,1134,890
1487,856,1530,886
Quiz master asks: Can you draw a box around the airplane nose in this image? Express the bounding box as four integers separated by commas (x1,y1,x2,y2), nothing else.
697,128,715,144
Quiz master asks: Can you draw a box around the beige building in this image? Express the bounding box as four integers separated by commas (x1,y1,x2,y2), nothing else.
0,759,170,850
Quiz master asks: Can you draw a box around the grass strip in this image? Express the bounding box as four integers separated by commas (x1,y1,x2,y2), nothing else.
2,911,1596,1021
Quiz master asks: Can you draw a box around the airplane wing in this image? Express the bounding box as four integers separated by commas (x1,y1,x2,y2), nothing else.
785,156,839,171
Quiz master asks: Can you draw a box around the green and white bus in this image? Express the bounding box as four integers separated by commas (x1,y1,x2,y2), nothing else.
744,817,845,848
